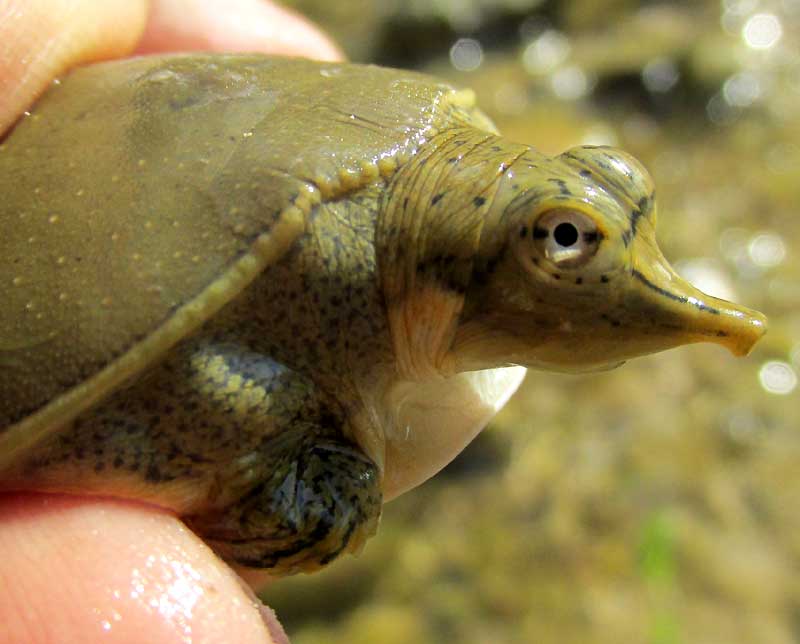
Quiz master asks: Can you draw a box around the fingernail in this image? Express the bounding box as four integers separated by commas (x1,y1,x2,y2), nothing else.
234,572,290,644
259,604,290,644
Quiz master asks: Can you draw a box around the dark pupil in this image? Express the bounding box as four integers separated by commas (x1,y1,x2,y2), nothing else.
553,222,579,247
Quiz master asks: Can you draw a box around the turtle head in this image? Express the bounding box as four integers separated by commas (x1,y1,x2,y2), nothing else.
454,145,767,373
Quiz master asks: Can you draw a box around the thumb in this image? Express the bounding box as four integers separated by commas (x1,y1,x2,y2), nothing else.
0,0,149,134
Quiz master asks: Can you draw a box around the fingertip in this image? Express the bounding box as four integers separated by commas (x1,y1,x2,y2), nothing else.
0,493,284,644
137,0,344,61
0,0,149,133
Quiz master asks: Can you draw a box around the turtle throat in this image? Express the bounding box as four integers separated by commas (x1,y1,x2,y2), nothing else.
376,129,531,380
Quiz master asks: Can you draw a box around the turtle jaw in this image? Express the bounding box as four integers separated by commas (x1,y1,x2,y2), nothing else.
627,242,767,358
451,244,766,374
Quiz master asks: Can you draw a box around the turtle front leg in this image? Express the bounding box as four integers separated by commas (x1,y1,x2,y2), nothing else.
8,331,383,576
186,423,382,574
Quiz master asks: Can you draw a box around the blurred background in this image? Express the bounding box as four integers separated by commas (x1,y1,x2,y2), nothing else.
262,1,799,642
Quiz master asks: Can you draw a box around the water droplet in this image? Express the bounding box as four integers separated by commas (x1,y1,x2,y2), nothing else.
748,232,786,267
758,360,797,394
642,58,680,93
723,71,762,107
319,66,343,78
449,38,483,72
742,13,782,49
522,30,570,74
707,92,739,126
551,66,592,100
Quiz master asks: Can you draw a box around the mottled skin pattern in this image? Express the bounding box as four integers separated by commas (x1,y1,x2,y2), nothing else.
0,55,766,575
19,183,392,573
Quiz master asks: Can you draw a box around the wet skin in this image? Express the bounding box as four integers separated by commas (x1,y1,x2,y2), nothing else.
0,54,765,576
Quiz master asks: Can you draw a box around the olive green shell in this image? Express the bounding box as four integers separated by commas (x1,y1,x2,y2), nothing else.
0,54,489,466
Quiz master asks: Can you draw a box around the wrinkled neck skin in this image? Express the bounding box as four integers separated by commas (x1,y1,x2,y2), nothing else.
371,129,536,499
368,127,766,499
377,128,545,379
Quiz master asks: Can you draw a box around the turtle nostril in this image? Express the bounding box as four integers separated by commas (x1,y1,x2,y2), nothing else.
553,222,578,247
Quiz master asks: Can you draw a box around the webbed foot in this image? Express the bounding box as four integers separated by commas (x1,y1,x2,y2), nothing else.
186,425,382,574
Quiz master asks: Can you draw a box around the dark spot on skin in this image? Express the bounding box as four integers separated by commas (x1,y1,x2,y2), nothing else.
473,196,486,207
623,214,641,246
552,273,561,280
486,257,499,274
491,145,502,152
583,231,600,243
623,195,652,246
575,277,583,284
601,313,621,327
632,270,721,314
601,275,610,283
448,157,458,163
532,227,548,239
168,94,201,111
519,226,528,238
431,193,444,206
579,169,592,178
549,178,571,196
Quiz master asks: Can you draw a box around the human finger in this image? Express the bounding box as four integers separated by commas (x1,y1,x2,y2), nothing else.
135,0,343,61
0,0,149,133
0,492,288,644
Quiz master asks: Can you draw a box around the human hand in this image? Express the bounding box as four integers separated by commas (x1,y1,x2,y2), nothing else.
0,2,342,642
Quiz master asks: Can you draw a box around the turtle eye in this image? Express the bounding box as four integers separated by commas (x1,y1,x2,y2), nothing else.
531,209,600,269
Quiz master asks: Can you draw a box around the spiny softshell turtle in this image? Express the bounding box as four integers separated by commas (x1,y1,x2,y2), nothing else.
0,54,766,574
